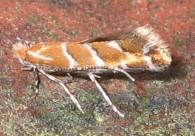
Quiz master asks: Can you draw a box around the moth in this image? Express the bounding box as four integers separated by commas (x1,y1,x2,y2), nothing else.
13,25,172,117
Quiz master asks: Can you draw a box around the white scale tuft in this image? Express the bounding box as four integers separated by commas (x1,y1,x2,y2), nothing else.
135,25,165,54
135,25,172,68
143,56,160,71
107,41,123,52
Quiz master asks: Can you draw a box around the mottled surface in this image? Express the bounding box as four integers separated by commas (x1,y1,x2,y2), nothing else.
0,0,195,135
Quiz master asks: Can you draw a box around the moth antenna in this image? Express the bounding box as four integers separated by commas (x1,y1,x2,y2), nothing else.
37,68,84,114
113,68,135,82
88,72,124,117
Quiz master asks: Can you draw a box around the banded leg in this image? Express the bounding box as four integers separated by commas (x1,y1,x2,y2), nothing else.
88,72,124,117
37,69,84,113
113,67,135,82
32,67,40,95
62,73,74,84
22,66,40,97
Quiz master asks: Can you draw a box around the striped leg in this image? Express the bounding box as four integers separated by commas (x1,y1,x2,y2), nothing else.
88,72,124,117
22,65,40,97
37,69,84,114
62,73,74,84
32,67,40,95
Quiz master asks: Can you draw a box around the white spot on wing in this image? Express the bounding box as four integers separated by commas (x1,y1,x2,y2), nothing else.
107,41,123,52
61,43,77,68
27,51,53,61
120,62,128,69
36,46,51,54
83,43,105,66
143,56,160,71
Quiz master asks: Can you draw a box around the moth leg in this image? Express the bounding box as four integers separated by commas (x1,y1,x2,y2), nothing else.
62,73,74,84
88,72,124,117
22,66,40,98
67,73,73,78
32,67,40,95
37,69,84,114
113,68,135,82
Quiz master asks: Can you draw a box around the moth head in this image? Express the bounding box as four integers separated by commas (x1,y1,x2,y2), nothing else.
13,42,29,63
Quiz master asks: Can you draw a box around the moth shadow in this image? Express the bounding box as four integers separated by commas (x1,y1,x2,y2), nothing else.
133,56,187,82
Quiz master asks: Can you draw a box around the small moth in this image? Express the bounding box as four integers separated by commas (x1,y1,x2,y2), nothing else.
13,25,172,117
